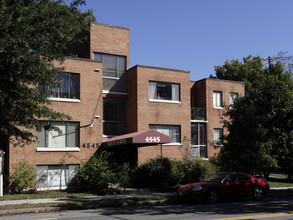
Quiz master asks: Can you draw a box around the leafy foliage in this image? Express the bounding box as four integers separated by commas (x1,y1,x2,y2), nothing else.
72,151,115,193
133,158,216,188
0,0,95,147
211,56,293,177
9,159,36,193
133,157,172,189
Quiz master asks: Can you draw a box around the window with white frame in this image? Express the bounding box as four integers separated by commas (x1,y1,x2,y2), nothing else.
37,122,79,149
36,165,78,189
213,91,223,108
191,123,207,158
149,81,180,102
214,128,223,146
94,53,127,93
39,73,80,100
149,124,181,143
229,92,239,107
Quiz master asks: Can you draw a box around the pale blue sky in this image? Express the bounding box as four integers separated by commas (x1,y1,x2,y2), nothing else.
81,0,293,81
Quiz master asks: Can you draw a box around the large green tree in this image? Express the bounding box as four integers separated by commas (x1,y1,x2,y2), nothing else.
0,0,95,149
211,56,293,178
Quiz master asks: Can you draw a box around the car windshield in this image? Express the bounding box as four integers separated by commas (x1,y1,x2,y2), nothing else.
202,173,227,182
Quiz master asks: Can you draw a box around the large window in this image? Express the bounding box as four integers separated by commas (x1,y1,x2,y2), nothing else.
149,124,181,143
191,123,207,158
37,122,79,149
213,91,223,108
103,98,126,136
149,81,180,102
214,128,223,146
36,165,78,189
94,53,127,93
40,73,80,100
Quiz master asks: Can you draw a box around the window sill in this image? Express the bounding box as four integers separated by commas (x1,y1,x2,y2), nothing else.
149,99,181,104
191,120,208,123
214,144,224,147
163,143,182,146
213,106,223,110
48,97,80,103
37,147,80,152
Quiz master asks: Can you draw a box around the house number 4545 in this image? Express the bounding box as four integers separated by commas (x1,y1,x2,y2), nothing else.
145,136,161,143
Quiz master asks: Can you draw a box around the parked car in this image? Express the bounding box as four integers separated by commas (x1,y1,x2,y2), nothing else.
177,172,269,203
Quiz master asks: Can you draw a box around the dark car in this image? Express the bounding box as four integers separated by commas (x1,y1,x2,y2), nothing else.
177,172,270,203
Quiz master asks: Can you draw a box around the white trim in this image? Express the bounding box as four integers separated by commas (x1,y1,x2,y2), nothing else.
213,107,223,110
191,120,208,123
37,147,80,152
48,97,80,103
102,90,128,95
103,76,120,80
163,142,182,146
149,99,181,104
37,186,67,191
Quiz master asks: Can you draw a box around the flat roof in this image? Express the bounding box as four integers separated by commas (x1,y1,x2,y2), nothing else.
192,78,245,84
128,65,190,73
90,22,129,31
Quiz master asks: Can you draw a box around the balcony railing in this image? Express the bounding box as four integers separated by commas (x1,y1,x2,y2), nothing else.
191,107,206,121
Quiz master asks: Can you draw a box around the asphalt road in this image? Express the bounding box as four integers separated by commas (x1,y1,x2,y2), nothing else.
1,197,293,220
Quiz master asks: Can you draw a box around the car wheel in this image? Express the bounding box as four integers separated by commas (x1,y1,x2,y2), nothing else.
207,190,218,204
253,186,264,201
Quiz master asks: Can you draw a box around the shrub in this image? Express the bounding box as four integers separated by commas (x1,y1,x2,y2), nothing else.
167,161,185,186
9,159,36,193
72,151,115,193
133,157,172,189
181,158,216,184
115,163,131,192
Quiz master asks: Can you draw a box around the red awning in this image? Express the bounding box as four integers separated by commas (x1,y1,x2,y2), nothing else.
102,129,171,147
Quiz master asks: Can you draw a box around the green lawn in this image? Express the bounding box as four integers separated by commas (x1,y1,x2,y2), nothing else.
268,174,293,188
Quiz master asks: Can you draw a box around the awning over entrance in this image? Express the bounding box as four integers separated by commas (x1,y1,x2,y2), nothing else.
102,129,171,147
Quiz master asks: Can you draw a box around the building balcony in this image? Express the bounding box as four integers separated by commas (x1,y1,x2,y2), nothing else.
191,107,206,121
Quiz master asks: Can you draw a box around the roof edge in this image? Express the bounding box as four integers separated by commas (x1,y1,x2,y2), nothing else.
128,65,190,73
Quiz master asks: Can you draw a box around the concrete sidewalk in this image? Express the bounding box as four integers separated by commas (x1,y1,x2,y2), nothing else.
0,191,175,206
0,191,176,216
0,188,292,216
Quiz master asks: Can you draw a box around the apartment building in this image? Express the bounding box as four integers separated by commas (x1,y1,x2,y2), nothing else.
6,23,245,190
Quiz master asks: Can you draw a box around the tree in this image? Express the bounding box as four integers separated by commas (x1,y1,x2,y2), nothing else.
0,0,95,150
211,56,293,177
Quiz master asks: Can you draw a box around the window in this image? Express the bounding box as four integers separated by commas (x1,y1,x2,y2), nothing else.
191,123,207,158
36,165,78,189
40,73,80,100
149,125,181,143
103,98,126,136
94,53,127,93
149,81,180,102
214,128,223,146
37,122,79,149
213,91,222,108
229,92,239,107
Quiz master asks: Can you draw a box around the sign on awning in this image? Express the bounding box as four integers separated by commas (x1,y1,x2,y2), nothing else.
102,130,171,147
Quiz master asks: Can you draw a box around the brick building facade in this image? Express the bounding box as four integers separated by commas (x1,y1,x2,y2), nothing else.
6,23,245,190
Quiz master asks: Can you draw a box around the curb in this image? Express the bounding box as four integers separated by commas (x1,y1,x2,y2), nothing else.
0,199,171,217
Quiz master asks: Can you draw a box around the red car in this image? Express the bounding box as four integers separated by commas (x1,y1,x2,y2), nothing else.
177,172,269,203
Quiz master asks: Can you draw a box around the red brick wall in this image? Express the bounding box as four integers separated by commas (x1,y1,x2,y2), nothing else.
126,67,138,133
8,58,103,173
89,23,130,68
204,79,245,157
128,66,191,163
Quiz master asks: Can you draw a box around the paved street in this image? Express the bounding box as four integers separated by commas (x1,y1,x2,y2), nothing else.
1,197,292,220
